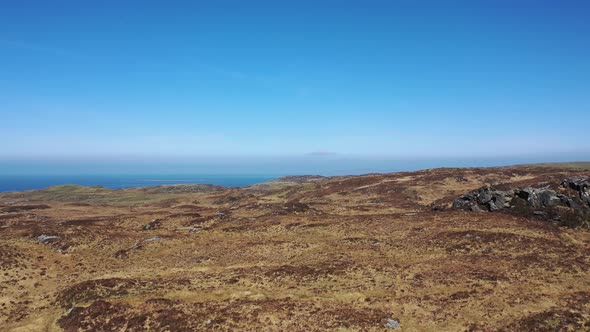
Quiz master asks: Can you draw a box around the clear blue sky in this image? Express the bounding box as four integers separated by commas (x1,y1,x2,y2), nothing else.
1,1,589,164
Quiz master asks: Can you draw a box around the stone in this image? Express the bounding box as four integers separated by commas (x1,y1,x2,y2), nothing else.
563,176,589,192
385,318,400,329
489,193,507,211
560,195,579,209
477,188,493,204
453,198,469,208
517,187,542,207
453,178,590,228
37,234,60,244
488,200,502,211
562,176,590,208
539,190,561,207
470,204,484,212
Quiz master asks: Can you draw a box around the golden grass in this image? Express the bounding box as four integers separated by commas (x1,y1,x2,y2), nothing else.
0,165,589,331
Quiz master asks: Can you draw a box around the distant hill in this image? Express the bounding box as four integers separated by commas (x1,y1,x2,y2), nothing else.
526,161,590,170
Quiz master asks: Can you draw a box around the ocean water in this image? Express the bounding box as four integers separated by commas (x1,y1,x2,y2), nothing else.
0,174,277,193
1,154,586,193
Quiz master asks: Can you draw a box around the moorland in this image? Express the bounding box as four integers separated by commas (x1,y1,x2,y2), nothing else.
1,163,589,331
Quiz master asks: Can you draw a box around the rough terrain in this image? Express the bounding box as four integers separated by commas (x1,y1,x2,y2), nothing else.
0,164,589,331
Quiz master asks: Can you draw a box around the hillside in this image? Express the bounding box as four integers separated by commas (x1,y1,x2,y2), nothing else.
0,165,589,331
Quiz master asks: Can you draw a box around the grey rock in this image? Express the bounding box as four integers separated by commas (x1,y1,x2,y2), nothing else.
563,176,589,192
560,195,579,209
488,200,502,211
453,198,469,208
455,187,512,212
478,188,493,204
454,177,590,228
517,187,542,207
562,176,590,208
539,190,560,207
516,187,563,208
470,204,484,212
489,193,507,211
37,234,60,244
144,236,161,242
515,188,531,200
385,318,400,329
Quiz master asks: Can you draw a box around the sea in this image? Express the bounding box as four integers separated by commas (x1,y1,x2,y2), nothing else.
0,174,277,193
1,154,585,193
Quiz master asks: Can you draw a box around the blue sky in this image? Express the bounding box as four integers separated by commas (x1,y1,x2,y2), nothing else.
1,1,589,165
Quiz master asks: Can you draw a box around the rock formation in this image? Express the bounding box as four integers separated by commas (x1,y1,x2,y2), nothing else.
453,176,590,228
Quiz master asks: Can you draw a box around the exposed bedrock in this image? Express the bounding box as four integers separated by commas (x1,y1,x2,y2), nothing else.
452,176,590,228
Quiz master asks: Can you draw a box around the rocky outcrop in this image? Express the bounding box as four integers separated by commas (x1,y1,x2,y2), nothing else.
453,187,513,212
563,176,590,206
453,176,590,228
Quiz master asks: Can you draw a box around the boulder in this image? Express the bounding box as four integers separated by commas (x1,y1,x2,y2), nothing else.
516,187,542,207
514,187,562,208
563,176,589,192
490,192,511,211
452,177,590,228
539,190,561,207
562,176,590,207
453,187,512,212
478,188,493,204
452,198,470,209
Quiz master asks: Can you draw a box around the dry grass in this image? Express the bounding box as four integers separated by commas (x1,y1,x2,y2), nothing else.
0,165,589,331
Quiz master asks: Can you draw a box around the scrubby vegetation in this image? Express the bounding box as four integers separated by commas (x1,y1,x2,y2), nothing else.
0,165,589,331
